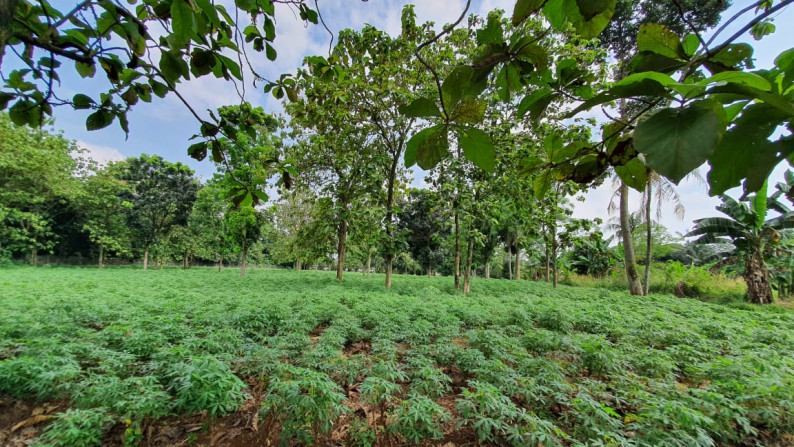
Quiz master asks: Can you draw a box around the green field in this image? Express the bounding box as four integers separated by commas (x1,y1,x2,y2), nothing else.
1,268,793,446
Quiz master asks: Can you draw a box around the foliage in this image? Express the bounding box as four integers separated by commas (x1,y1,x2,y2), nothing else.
34,407,114,447
0,268,792,446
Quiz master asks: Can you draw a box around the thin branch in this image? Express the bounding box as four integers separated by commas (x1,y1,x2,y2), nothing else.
414,0,472,120
314,0,334,55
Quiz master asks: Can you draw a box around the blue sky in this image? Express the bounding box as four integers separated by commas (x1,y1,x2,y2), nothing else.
38,0,794,237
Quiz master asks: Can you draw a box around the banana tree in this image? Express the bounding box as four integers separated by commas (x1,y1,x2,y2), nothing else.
686,184,794,304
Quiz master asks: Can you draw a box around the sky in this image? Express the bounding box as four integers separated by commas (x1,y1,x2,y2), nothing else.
36,0,794,238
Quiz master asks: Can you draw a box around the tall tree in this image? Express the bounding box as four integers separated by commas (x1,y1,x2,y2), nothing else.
79,163,131,268
118,154,198,270
398,189,450,278
0,114,83,264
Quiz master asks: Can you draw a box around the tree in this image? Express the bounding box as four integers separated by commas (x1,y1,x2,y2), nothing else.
117,154,198,270
398,189,450,277
189,182,233,272
79,164,131,268
687,185,794,304
226,205,264,277
0,113,83,264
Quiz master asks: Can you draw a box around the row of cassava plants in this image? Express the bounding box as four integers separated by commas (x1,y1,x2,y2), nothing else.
0,268,792,446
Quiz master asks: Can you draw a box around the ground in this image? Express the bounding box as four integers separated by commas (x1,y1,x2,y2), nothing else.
1,267,793,446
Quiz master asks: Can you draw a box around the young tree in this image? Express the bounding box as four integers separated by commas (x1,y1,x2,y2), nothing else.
687,186,794,304
79,164,131,268
117,154,198,270
398,189,450,278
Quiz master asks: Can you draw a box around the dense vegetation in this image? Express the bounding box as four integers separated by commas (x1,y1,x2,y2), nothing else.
1,268,793,446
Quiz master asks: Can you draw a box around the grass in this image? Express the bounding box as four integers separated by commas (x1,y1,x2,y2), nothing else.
1,267,793,446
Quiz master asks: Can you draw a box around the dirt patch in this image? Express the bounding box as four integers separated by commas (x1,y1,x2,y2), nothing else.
0,398,63,447
343,340,372,356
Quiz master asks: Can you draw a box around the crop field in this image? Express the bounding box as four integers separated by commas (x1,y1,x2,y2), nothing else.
0,268,793,447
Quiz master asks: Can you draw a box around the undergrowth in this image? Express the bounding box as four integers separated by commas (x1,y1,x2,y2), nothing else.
1,267,793,446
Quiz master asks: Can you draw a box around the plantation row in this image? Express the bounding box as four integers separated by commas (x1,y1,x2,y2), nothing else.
1,268,793,446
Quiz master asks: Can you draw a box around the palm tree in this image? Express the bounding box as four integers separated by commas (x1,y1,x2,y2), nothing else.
686,185,794,304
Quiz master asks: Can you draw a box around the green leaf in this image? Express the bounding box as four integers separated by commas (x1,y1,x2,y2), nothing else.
567,72,674,117
566,0,616,38
682,33,700,57
9,100,39,126
405,126,438,168
637,23,685,59
266,43,277,61
416,125,449,170
517,88,554,121
72,94,94,109
75,61,96,78
614,158,648,191
700,72,771,91
159,50,188,83
441,66,474,112
86,110,115,131
456,127,495,172
399,97,442,119
634,100,726,184
171,0,197,47
512,0,544,26
542,0,567,30
478,13,504,44
751,181,768,228
496,62,521,101
188,141,208,161
705,43,753,73
628,51,686,74
450,98,487,124
150,80,169,98
533,169,553,199
0,92,12,110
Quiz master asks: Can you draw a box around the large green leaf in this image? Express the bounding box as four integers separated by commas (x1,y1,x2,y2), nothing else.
566,72,674,117
566,0,616,38
450,98,487,124
456,127,495,172
478,13,504,45
614,158,648,191
441,66,483,113
700,72,771,91
171,0,197,47
404,126,438,168
636,23,684,60
416,126,449,170
533,169,554,199
751,181,768,229
512,0,545,25
517,88,555,122
634,100,725,184
399,97,442,119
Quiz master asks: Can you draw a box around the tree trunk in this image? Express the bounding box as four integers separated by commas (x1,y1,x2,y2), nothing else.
385,255,393,289
336,219,348,282
30,247,37,266
184,249,189,269
744,251,773,304
544,243,550,282
0,0,19,67
98,245,105,269
143,245,149,271
515,245,521,281
296,258,302,274
485,262,490,279
218,254,223,272
463,238,474,294
454,211,461,290
240,244,248,277
427,266,432,278
507,250,513,280
620,181,644,295
366,252,371,278
643,177,652,295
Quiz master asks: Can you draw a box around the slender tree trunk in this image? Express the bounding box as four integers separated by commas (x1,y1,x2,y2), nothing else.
98,245,105,269
336,219,348,281
240,244,248,277
143,245,149,271
384,153,400,290
218,254,223,272
544,243,550,282
620,181,644,295
427,266,432,278
366,252,371,278
296,258,302,274
643,178,652,295
552,242,559,289
184,249,189,269
385,258,393,288
744,251,773,304
485,262,490,279
30,247,37,266
463,238,474,294
454,211,461,290
515,245,521,281
507,250,513,280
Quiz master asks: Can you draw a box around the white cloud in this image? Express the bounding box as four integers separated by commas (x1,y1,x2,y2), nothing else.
76,140,126,166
